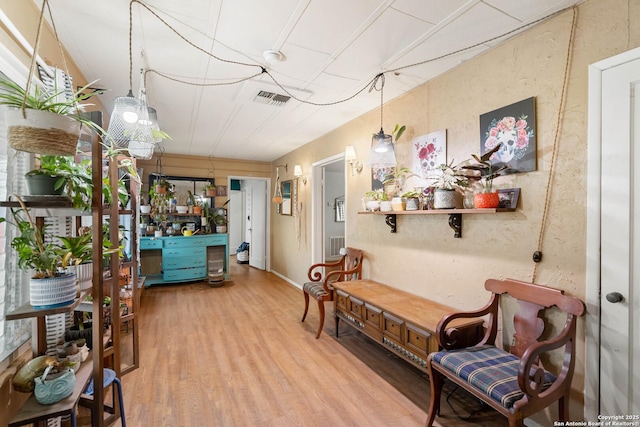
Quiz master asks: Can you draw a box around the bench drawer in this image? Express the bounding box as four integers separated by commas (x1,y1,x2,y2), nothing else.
163,237,208,248
163,267,206,282
140,238,163,250
335,290,349,311
348,296,364,320
405,323,433,357
383,312,404,343
364,303,382,332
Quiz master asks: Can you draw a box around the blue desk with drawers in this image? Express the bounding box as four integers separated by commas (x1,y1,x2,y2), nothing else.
139,234,229,286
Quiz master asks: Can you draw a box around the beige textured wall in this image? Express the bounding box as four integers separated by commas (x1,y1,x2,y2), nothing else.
272,0,640,423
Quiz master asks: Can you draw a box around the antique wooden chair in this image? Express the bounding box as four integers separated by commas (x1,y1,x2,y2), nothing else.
301,248,363,338
426,278,585,427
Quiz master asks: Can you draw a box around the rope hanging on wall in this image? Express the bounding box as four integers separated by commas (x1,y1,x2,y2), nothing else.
531,6,578,283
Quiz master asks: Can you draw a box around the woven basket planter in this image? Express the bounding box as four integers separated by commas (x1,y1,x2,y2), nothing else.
5,109,81,156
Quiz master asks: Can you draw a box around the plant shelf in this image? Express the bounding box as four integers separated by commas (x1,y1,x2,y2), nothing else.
358,208,515,237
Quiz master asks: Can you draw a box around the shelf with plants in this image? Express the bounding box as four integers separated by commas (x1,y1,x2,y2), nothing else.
359,207,515,237
1,143,138,427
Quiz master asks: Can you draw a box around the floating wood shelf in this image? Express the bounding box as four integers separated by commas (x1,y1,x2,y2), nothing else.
358,208,515,237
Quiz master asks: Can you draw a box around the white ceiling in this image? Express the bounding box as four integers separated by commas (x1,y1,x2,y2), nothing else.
40,0,581,162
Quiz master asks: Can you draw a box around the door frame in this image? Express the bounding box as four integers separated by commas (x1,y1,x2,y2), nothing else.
585,46,640,420
227,175,271,271
311,153,345,266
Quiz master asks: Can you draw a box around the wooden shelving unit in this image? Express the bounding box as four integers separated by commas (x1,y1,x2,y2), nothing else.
359,208,515,237
2,133,138,425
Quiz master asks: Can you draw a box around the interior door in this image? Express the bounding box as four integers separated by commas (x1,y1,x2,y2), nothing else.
244,180,266,270
599,55,640,415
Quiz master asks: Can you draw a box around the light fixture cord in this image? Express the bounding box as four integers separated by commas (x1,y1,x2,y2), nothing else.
531,6,577,283
368,73,386,131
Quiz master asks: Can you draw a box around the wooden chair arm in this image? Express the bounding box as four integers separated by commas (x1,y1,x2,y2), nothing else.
323,266,362,290
307,257,345,282
436,293,499,350
514,314,578,409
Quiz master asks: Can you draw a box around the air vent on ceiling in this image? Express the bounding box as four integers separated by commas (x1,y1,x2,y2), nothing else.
253,90,291,106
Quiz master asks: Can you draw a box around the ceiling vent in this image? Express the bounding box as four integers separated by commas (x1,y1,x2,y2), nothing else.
253,90,291,106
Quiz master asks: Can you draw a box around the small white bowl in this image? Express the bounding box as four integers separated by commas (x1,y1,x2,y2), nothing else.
140,205,151,214
176,205,188,213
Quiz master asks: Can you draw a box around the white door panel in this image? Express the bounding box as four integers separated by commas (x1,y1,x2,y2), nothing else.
600,56,640,415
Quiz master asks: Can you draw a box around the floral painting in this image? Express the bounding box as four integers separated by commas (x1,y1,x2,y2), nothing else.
412,130,447,185
479,97,536,173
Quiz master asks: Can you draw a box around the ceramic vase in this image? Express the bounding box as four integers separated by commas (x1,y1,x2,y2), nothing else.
434,189,460,209
474,191,500,208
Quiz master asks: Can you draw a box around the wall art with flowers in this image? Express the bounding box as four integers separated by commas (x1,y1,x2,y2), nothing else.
411,129,447,187
479,97,536,173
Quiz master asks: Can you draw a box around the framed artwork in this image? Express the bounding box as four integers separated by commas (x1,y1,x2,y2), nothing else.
215,185,227,197
480,97,536,174
497,188,520,209
412,129,446,185
371,166,392,192
335,197,345,222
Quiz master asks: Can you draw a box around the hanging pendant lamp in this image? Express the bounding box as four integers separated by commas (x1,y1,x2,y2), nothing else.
107,90,141,148
128,68,156,159
368,73,396,167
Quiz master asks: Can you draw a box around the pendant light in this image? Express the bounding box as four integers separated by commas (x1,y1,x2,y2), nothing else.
128,68,156,159
107,91,141,148
368,73,397,167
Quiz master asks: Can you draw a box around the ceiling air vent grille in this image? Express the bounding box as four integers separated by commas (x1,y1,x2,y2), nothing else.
252,90,291,106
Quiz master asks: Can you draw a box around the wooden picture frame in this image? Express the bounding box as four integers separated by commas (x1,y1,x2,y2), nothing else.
497,188,520,209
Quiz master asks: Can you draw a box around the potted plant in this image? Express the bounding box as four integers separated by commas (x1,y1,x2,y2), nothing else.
0,77,106,156
382,166,414,198
461,143,510,208
57,228,93,292
25,155,93,210
401,190,422,211
155,179,172,196
427,160,470,209
187,190,203,215
364,189,387,211
1,198,76,308
203,182,216,197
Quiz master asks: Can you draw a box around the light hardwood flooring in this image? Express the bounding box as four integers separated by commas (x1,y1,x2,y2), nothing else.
114,262,506,427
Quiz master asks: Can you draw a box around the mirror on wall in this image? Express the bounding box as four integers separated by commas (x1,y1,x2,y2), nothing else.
148,175,215,205
281,180,292,215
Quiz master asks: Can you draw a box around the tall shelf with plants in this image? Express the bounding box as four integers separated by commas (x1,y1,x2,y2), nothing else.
2,132,139,426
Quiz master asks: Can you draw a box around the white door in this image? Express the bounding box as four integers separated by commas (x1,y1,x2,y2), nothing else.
244,180,267,270
599,55,640,415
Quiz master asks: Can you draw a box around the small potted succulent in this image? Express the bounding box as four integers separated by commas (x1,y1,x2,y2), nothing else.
364,189,387,211
427,160,470,209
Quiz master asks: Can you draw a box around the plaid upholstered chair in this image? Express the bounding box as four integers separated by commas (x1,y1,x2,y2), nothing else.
301,248,363,339
426,278,585,427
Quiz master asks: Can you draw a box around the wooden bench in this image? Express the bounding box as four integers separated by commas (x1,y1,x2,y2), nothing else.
332,280,483,372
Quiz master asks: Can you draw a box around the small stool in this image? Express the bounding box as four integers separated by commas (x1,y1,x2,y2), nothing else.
85,368,126,427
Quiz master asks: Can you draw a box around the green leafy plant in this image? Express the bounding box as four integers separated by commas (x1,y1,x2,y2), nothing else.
202,183,216,192
0,77,106,136
26,155,93,210
461,143,510,193
383,166,415,197
428,160,470,190
401,190,421,199
1,203,63,278
365,189,388,201
392,124,406,142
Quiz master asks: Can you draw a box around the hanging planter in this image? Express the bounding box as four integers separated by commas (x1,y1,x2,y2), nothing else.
0,1,104,156
6,109,81,156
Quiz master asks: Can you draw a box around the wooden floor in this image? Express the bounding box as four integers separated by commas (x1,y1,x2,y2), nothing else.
113,261,507,427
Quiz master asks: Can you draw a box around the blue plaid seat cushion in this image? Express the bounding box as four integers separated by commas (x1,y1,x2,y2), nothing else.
431,345,556,409
303,282,328,299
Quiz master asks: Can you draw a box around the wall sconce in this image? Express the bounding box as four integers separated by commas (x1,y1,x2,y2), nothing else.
345,145,363,176
294,164,307,185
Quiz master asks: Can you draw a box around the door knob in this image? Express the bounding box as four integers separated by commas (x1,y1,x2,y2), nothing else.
606,292,624,303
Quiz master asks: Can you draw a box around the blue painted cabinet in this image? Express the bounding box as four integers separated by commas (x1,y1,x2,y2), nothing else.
140,234,229,286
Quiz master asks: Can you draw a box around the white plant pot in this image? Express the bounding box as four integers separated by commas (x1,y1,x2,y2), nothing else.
434,189,460,209
71,262,93,291
140,204,151,213
30,273,77,309
380,201,393,212
365,200,380,211
391,197,406,211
